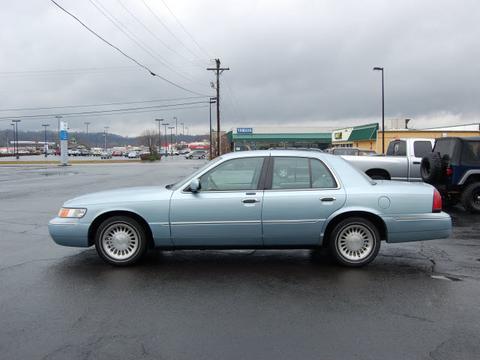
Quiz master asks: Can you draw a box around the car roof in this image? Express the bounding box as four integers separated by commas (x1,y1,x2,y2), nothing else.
437,136,480,141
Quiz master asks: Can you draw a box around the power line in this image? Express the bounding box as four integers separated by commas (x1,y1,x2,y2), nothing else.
87,0,193,82
141,0,204,61
159,0,211,59
116,0,197,67
0,100,209,121
49,0,209,96
0,95,208,112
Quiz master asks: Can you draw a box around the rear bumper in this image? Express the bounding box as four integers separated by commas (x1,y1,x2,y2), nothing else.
48,217,91,247
383,212,452,243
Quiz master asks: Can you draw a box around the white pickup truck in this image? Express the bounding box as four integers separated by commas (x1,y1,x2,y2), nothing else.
342,138,434,181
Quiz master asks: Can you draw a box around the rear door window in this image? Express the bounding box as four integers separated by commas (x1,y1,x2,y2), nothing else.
461,141,480,166
413,141,433,158
271,157,337,189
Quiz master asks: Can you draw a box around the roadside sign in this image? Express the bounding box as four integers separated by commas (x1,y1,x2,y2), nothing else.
59,130,68,141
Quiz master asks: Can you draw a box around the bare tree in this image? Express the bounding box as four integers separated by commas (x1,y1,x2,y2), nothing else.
138,129,157,153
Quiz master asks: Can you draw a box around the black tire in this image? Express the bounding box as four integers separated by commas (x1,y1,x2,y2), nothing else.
329,217,381,267
94,216,148,266
421,152,444,184
461,182,480,214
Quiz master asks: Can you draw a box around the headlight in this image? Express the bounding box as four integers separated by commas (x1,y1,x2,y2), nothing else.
58,208,87,218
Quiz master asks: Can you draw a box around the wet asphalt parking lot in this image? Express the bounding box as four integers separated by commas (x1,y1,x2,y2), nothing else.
1,157,479,360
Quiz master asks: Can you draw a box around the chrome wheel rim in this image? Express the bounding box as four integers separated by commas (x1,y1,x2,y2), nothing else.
101,222,139,261
336,224,374,261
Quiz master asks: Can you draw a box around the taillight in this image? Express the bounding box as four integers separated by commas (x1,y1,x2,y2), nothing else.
432,189,442,213
446,167,453,176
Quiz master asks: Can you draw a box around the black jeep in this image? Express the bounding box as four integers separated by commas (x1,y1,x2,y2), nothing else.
421,137,480,213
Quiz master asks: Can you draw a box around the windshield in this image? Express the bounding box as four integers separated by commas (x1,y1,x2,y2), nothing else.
166,156,224,190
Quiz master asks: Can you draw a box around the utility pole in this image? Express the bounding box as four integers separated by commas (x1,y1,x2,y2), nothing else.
155,118,163,153
180,122,184,136
168,126,174,155
42,124,50,157
162,123,169,155
84,122,90,134
12,120,21,159
209,97,217,160
207,59,230,157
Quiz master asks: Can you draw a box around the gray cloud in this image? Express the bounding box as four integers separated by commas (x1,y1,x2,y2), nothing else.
0,0,479,136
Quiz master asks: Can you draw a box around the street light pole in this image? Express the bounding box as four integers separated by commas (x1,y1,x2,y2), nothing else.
42,124,50,157
84,122,90,134
162,123,169,155
209,97,217,159
173,117,178,146
168,126,174,155
104,126,109,152
155,118,163,153
373,66,385,154
10,123,15,156
12,120,21,159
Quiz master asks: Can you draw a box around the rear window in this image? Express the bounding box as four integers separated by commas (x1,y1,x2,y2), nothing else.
413,141,432,157
433,139,458,158
386,141,406,156
461,141,480,166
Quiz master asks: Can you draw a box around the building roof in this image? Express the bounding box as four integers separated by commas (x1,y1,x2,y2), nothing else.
228,132,331,143
347,123,378,141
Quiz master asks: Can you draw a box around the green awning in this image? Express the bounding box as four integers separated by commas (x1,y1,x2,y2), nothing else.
347,124,378,141
229,133,331,143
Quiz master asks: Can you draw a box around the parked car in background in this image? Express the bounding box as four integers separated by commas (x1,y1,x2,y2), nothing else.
49,150,451,267
421,137,480,213
185,150,207,159
127,151,139,159
68,149,81,156
328,147,376,156
343,138,434,180
112,150,123,157
100,151,112,159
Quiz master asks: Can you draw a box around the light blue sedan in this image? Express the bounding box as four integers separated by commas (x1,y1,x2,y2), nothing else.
49,150,452,267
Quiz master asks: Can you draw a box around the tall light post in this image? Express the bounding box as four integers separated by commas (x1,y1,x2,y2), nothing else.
162,123,169,154
173,116,178,146
155,118,163,153
10,123,15,156
180,122,185,136
373,66,385,154
168,126,175,155
84,122,90,134
12,120,21,159
42,124,50,157
103,126,109,151
209,97,217,159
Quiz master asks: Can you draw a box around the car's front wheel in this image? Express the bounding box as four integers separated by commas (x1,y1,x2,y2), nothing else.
329,217,381,267
95,216,148,266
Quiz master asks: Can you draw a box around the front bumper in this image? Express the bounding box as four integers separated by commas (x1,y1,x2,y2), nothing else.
383,211,452,243
48,217,91,247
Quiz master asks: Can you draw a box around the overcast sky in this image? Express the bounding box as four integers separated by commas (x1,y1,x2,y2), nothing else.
1,0,479,136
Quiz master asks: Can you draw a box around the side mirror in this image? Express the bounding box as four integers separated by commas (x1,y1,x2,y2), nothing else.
190,178,200,193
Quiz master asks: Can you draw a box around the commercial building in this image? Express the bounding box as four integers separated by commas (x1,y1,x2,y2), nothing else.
331,123,379,150
333,122,480,153
225,127,331,153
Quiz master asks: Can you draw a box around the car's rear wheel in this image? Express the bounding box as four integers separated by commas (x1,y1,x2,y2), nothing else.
329,217,381,267
461,182,480,214
95,216,147,266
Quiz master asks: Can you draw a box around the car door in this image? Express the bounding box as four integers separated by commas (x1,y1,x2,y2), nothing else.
170,156,267,247
262,156,346,246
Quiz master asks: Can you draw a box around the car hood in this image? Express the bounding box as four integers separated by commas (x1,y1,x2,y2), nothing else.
64,186,172,206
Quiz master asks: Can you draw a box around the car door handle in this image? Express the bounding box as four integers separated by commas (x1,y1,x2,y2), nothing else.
242,198,260,204
320,197,336,202
413,161,421,165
